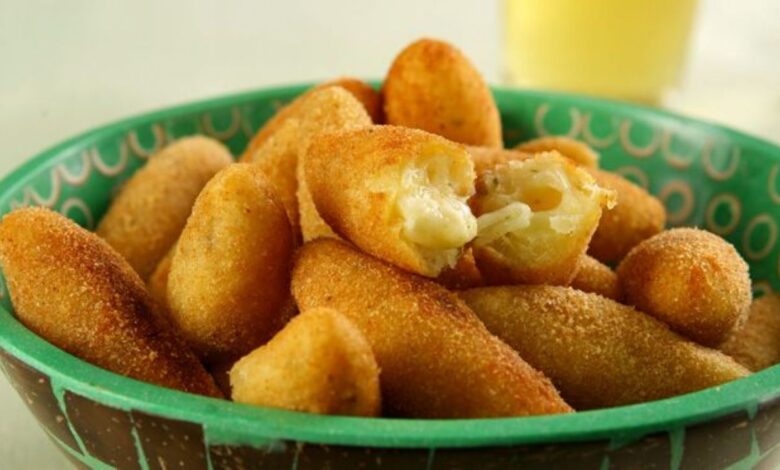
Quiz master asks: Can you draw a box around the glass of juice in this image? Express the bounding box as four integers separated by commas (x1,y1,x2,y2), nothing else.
503,0,699,104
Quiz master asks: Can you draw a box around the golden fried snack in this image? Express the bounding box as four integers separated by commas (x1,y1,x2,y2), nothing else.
250,87,373,232
304,126,478,277
587,168,666,263
230,308,381,417
297,165,340,242
148,246,174,310
435,248,484,290
247,118,301,229
467,146,531,176
96,136,232,280
292,239,572,418
617,228,752,347
329,77,382,123
383,38,502,147
515,136,599,168
570,255,621,301
0,208,221,397
720,294,780,371
239,77,380,162
167,164,294,363
470,152,615,285
460,286,750,409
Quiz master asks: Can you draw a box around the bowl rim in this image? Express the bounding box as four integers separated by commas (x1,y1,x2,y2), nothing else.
1,83,779,449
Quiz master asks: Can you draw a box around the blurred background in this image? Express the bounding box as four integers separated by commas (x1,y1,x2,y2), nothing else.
0,0,778,466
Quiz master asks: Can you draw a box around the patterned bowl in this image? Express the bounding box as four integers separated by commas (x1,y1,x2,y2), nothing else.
1,84,779,470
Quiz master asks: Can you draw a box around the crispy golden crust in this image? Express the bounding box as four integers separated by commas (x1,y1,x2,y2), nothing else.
382,38,502,147
460,286,750,409
0,208,221,397
148,246,174,310
297,161,340,242
249,87,372,234
470,154,613,285
617,228,752,347
587,169,666,263
515,136,599,168
239,78,380,162
249,118,301,232
570,255,621,301
96,136,232,280
230,308,381,417
167,164,294,363
292,239,572,418
435,248,484,290
720,294,780,371
328,77,382,123
467,146,531,176
304,125,475,277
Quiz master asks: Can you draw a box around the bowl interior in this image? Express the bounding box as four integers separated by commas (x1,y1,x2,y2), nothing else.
0,83,779,449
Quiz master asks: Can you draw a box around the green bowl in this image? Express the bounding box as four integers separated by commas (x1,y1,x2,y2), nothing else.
1,84,779,470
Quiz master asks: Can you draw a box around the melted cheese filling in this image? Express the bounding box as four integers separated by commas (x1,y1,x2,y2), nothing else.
398,164,477,250
475,155,612,249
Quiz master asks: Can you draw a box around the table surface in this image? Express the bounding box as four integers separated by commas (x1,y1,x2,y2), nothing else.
1,0,778,467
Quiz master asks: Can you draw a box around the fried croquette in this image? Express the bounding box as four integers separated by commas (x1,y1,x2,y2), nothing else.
247,118,302,230
515,136,599,169
167,164,294,363
303,126,478,277
292,239,572,418
328,77,382,123
570,255,621,301
460,286,750,409
0,208,221,397
96,136,232,280
720,294,780,371
148,246,174,310
250,87,373,232
587,168,666,263
297,164,340,242
230,308,381,417
383,38,502,147
467,146,531,176
617,228,752,347
239,77,380,162
470,152,615,285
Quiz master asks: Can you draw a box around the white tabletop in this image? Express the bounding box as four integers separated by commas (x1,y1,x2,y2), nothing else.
0,0,778,467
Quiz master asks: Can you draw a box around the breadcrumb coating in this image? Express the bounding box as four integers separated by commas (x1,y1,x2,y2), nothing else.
460,286,750,409
617,228,752,347
570,255,622,301
248,118,302,231
587,168,666,263
147,245,174,311
231,308,381,417
292,239,572,418
239,77,381,162
96,136,232,280
167,164,294,363
720,294,780,371
515,136,599,169
383,38,502,147
249,87,372,235
0,208,221,397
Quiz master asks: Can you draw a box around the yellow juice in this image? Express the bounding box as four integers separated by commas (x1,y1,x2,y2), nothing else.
503,0,698,103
